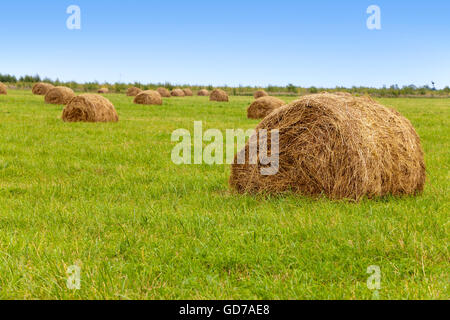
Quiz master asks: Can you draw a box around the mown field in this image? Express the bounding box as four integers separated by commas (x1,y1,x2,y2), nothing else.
0,90,448,300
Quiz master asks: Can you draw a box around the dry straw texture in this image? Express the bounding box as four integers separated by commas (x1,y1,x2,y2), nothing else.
133,90,163,105
62,94,119,123
171,89,185,97
0,82,7,95
45,86,76,105
210,89,229,102
254,90,268,99
98,88,109,94
127,87,142,97
183,88,193,96
197,89,210,96
157,87,171,97
32,82,54,95
333,92,353,97
230,92,426,201
247,96,285,119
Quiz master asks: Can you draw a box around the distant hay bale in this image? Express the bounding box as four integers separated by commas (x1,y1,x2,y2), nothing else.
230,92,426,201
98,88,109,94
157,87,171,97
133,90,163,105
171,89,185,97
62,94,119,123
32,82,54,95
197,89,209,96
254,90,268,99
247,96,285,119
45,86,76,105
126,87,142,96
210,89,229,102
183,88,193,96
0,82,7,95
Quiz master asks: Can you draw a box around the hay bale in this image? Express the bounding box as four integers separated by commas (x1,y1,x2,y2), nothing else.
133,90,162,105
321,91,353,97
210,89,229,102
230,92,426,201
171,89,185,97
157,87,171,97
334,92,352,97
183,88,193,96
62,94,119,123
98,88,109,94
127,87,142,96
45,86,76,105
197,89,209,96
0,82,7,95
247,96,285,119
32,82,54,95
254,90,268,99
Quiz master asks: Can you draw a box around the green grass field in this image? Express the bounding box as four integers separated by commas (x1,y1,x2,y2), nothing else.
0,90,448,300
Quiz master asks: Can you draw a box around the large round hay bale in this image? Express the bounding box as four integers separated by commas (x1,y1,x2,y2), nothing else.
0,82,7,95
98,88,109,94
45,86,76,105
197,89,209,96
183,88,193,96
254,90,268,99
133,90,162,105
230,92,426,201
62,94,119,123
157,87,171,97
210,89,229,102
126,87,142,96
247,96,285,119
171,89,185,97
32,82,54,95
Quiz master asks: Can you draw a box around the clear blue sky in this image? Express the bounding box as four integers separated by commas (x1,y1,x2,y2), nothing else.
0,0,448,88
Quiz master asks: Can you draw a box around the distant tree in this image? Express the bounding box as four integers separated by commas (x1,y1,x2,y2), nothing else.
0,73,17,83
286,83,296,93
309,86,318,94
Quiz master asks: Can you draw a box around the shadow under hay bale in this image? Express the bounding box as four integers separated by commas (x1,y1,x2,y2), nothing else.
157,87,171,97
230,92,426,201
171,89,185,97
45,86,76,105
32,83,54,95
254,90,268,99
98,88,109,94
183,88,193,96
247,96,285,119
0,82,7,95
62,94,119,123
197,89,209,96
210,89,229,102
127,87,142,97
133,90,162,105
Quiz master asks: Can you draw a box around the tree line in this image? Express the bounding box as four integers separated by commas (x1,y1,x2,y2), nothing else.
1,73,448,97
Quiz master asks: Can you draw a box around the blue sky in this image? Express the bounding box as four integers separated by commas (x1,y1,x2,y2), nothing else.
0,0,448,88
